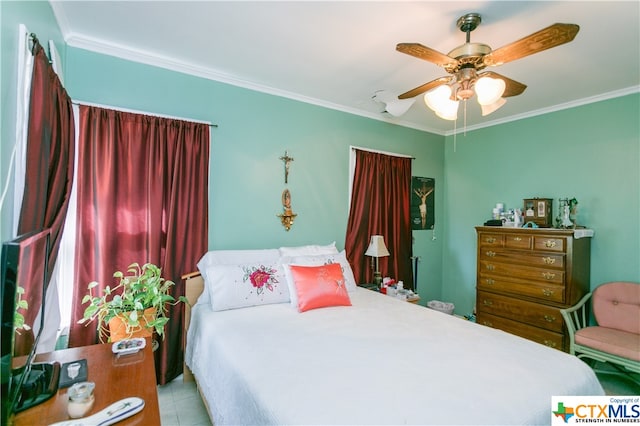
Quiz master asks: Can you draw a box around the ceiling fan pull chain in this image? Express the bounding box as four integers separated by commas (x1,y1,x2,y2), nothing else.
463,99,468,136
453,119,457,153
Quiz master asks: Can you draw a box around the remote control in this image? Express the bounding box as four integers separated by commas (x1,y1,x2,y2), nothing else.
49,397,144,426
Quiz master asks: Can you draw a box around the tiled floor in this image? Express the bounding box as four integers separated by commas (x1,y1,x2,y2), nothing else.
158,364,639,425
157,375,211,425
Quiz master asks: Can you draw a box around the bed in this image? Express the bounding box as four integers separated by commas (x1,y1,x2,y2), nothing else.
184,245,604,425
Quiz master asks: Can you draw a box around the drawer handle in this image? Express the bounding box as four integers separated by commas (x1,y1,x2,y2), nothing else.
486,264,495,271
542,272,556,280
542,288,554,297
486,251,496,257
485,237,496,244
483,299,493,306
485,278,495,285
513,237,522,242
482,321,493,327
543,315,556,323
544,240,557,248
543,340,557,348
542,257,556,265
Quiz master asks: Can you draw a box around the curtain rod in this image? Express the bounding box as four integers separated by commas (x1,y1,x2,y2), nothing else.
350,145,415,159
71,100,218,128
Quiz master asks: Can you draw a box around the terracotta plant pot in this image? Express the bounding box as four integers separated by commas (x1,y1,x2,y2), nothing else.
107,307,156,342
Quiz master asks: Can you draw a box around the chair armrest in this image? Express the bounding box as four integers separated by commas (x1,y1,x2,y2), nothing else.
560,292,592,353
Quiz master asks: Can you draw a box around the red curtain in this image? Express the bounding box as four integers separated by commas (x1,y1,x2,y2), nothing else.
68,106,209,384
345,150,413,290
14,38,75,355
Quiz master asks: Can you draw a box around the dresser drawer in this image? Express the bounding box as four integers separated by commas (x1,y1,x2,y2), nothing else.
476,312,564,350
504,234,532,249
479,250,565,270
476,291,565,333
533,236,566,252
478,232,505,247
477,274,566,303
478,260,565,284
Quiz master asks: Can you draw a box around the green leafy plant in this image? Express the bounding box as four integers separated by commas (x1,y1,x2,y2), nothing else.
78,262,188,342
14,286,30,335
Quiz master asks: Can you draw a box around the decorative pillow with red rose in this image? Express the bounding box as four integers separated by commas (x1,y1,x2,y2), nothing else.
204,262,290,311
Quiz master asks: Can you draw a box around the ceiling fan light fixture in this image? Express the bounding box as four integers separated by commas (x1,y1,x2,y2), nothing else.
475,76,506,105
424,85,459,120
481,97,507,116
435,105,459,120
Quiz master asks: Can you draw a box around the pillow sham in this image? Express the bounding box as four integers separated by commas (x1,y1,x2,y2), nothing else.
196,249,281,305
287,263,351,312
282,250,358,293
203,262,289,311
278,242,338,257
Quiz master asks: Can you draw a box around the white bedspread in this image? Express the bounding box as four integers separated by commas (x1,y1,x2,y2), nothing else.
186,288,604,425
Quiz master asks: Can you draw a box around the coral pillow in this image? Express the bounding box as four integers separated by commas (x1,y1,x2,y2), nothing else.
288,263,351,312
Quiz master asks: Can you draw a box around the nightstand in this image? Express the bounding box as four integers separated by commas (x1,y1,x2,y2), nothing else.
12,338,160,425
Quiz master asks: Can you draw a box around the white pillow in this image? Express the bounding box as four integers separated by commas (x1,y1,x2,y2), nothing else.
197,249,281,305
278,242,338,257
282,250,358,296
203,262,290,311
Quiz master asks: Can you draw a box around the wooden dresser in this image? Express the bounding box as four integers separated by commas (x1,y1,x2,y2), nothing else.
475,226,592,351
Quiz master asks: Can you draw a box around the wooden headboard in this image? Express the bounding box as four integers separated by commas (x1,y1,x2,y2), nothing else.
182,271,205,382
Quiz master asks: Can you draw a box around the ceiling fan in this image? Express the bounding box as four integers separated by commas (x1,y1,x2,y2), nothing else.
396,13,579,120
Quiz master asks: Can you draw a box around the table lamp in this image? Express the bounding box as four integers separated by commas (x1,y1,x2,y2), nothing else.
365,235,390,287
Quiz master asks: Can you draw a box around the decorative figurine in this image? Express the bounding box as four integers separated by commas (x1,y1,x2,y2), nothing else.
569,197,579,226
557,197,578,229
277,188,297,231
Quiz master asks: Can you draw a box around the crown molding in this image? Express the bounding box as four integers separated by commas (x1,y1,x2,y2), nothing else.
445,86,640,136
60,31,443,135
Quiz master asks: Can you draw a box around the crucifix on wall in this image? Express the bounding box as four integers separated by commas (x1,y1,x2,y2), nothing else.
279,150,294,184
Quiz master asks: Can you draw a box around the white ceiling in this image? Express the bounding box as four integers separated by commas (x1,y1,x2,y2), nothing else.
50,1,640,135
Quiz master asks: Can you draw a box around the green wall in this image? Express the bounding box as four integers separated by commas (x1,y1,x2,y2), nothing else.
442,94,640,315
0,0,66,244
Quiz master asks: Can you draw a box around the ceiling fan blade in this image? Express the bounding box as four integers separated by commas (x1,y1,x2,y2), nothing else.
480,71,527,97
398,76,453,99
396,43,458,69
483,23,579,67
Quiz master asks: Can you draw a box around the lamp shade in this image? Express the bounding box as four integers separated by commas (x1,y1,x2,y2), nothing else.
475,76,506,106
480,97,507,116
424,85,459,121
365,235,390,257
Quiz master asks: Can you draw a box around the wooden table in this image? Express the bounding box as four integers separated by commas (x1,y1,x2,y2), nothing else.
12,338,160,425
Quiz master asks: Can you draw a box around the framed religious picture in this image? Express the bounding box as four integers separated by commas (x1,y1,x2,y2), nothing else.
411,177,435,230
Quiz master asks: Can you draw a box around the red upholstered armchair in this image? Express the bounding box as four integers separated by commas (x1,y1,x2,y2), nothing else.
560,281,640,376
